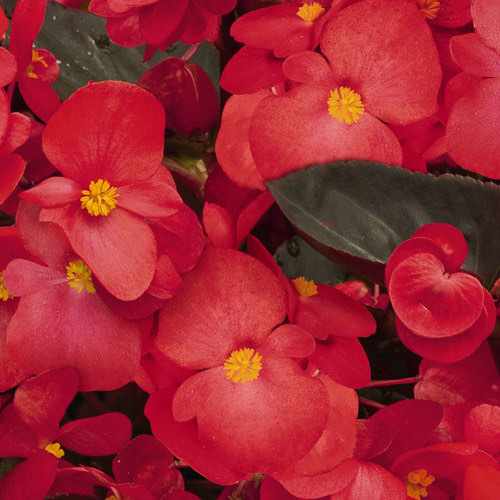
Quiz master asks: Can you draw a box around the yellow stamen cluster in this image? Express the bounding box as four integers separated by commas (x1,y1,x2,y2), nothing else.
296,2,326,22
328,87,365,125
25,49,49,79
224,348,263,384
45,442,65,459
405,469,435,500
80,178,119,216
0,271,14,302
414,0,440,20
292,276,318,297
66,259,96,294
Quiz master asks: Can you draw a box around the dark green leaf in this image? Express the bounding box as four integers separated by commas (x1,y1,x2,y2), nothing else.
267,161,500,288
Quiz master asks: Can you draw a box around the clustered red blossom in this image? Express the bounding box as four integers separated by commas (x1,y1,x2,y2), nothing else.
0,0,499,499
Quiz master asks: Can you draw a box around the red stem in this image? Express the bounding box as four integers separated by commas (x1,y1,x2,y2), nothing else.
367,376,418,388
359,397,386,409
181,43,201,62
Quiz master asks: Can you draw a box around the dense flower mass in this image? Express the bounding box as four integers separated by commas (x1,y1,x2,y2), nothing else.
0,0,499,498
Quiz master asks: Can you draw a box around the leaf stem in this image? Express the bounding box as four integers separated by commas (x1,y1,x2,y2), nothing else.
367,376,418,388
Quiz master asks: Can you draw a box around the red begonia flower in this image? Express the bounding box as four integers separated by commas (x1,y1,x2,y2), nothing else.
20,81,189,301
386,223,494,362
0,368,132,498
423,0,471,28
391,442,499,500
0,7,16,88
139,57,219,135
8,0,61,122
152,248,330,477
4,203,142,390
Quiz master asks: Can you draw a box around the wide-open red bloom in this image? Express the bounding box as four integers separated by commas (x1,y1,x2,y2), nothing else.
148,248,332,482
4,201,143,390
21,81,192,302
247,0,442,181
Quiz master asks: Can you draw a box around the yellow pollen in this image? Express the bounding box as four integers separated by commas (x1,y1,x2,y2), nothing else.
45,442,65,459
405,469,435,500
414,0,440,19
25,50,49,79
328,87,365,124
0,271,14,301
296,2,326,22
224,348,263,384
66,259,96,294
292,276,318,297
80,178,119,216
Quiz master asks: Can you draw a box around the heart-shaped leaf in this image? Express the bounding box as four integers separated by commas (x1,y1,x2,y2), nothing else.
266,161,500,287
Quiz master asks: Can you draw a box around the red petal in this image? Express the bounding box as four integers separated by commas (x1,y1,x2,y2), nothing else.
464,465,500,500
465,404,500,456
4,259,66,296
0,451,57,500
20,177,81,208
389,253,484,337
0,48,16,87
139,0,188,45
283,51,333,86
195,359,328,473
202,203,236,249
446,78,500,178
145,387,246,484
0,112,32,157
321,0,441,124
293,284,376,340
259,324,316,359
412,223,468,272
112,434,183,497
220,46,285,95
157,248,287,369
0,154,25,205
7,284,142,391
396,292,495,362
57,413,132,456
14,368,79,441
450,34,500,77
18,79,61,123
147,253,183,300
235,190,274,246
42,81,165,185
471,0,500,53
432,0,471,28
309,337,371,388
15,201,71,269
40,205,157,301
249,85,402,181
215,91,268,190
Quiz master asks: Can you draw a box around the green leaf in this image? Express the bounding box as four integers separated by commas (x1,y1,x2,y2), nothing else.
266,161,500,288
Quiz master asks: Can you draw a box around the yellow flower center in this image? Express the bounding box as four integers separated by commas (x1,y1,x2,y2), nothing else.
292,276,318,297
25,49,49,79
414,0,440,19
224,348,263,384
66,259,96,294
296,2,326,22
44,442,65,459
80,178,119,217
405,469,435,500
0,271,14,302
328,87,365,125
